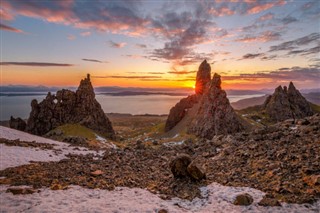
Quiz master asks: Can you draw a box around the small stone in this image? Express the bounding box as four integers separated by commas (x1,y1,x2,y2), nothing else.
158,209,168,213
170,154,192,178
258,197,281,206
187,161,206,181
233,193,254,206
91,170,104,176
6,187,36,195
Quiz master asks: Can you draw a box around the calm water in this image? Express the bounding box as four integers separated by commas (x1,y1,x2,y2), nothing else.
0,94,264,120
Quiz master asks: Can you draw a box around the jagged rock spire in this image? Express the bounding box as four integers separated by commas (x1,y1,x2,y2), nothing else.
263,82,313,122
195,60,211,95
189,73,245,138
19,73,115,138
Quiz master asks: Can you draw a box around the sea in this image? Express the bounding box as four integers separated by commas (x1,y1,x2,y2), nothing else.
0,94,264,121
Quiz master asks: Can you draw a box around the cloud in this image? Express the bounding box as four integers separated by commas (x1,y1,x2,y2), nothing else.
92,75,162,79
224,67,320,83
258,12,274,21
135,43,147,48
0,62,73,66
124,54,142,59
235,31,281,43
269,33,320,52
109,41,126,48
241,53,265,60
168,71,196,74
82,58,106,63
80,31,91,36
0,23,23,33
67,34,76,40
2,0,148,36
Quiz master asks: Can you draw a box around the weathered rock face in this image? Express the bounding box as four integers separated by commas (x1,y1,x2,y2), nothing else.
195,60,211,95
189,73,245,139
263,82,313,122
25,74,115,138
164,94,199,132
9,116,26,131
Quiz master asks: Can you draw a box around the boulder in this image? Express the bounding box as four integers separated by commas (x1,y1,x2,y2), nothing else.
258,197,281,206
187,161,206,180
170,154,192,178
233,193,254,206
9,116,26,131
24,74,115,138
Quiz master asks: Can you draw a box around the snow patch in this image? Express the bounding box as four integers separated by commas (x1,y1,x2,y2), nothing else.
0,183,319,213
0,126,102,170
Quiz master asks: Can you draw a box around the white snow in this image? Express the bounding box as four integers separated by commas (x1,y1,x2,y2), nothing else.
163,141,185,147
0,126,102,170
0,183,319,213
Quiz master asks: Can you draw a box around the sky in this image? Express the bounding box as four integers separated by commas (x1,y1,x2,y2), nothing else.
0,0,319,90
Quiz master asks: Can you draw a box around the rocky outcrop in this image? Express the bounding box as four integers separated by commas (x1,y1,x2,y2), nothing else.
164,95,199,132
24,74,115,138
9,116,26,131
195,60,211,95
188,73,245,139
263,82,314,122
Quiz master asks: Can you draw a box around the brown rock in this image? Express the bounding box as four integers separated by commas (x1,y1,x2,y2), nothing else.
24,74,115,138
195,60,211,95
170,154,192,178
165,95,198,132
189,73,246,139
263,82,314,122
233,193,254,206
9,116,26,131
91,170,104,176
158,209,168,213
258,197,281,207
6,187,36,195
187,161,206,181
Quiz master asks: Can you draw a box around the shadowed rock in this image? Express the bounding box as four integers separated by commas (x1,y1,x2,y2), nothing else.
263,82,314,122
233,193,254,206
170,154,192,178
195,60,211,95
9,116,26,131
189,73,245,139
24,74,115,138
164,94,199,132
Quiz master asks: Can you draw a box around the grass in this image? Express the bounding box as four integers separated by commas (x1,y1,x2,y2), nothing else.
53,124,97,140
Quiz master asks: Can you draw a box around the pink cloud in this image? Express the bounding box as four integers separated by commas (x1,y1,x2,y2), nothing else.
0,23,23,33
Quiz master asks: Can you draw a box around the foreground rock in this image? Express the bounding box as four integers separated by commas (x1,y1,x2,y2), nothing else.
233,193,254,206
189,73,246,139
170,154,192,178
170,154,206,181
11,74,115,139
263,82,314,122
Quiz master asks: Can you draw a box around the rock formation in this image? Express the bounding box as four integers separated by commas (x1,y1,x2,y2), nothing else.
165,60,246,138
9,116,26,131
188,73,245,139
164,95,199,132
263,82,314,122
12,74,115,138
195,60,211,95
